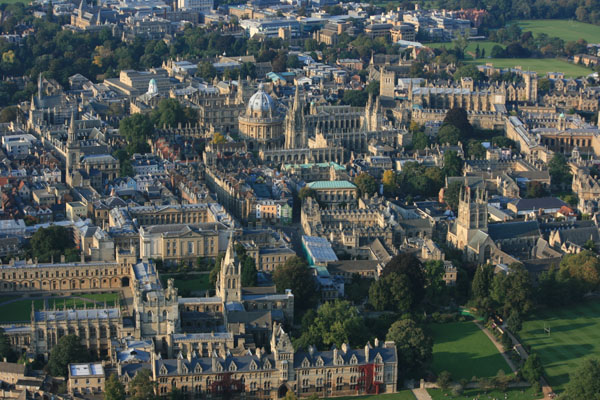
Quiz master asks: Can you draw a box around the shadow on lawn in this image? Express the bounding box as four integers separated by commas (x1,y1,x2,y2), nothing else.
432,351,510,380
525,321,595,336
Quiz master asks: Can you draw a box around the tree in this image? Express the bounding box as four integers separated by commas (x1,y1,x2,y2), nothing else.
563,358,600,399
490,264,533,318
104,374,126,400
128,368,156,400
119,113,154,155
0,106,18,123
466,140,486,159
443,107,473,138
212,132,227,144
506,310,522,333
525,181,548,198
369,272,414,313
354,172,377,197
150,98,192,128
491,44,505,58
273,256,317,314
443,181,463,212
295,300,368,350
437,370,452,389
382,253,426,303
412,130,429,150
559,250,600,291
28,226,78,263
443,150,463,177
341,90,369,107
548,153,572,191
521,353,543,385
386,319,433,376
471,264,494,313
298,186,316,201
424,260,446,303
47,335,89,377
437,124,461,145
235,244,257,287
0,328,16,363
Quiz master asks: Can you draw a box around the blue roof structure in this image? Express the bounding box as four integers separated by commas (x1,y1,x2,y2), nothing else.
302,235,338,265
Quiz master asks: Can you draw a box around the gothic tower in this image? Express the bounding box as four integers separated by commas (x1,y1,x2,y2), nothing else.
217,234,242,303
455,186,488,249
284,85,306,149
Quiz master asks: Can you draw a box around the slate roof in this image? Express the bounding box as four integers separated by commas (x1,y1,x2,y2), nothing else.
488,221,541,240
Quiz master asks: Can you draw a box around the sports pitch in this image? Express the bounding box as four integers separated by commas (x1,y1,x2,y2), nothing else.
520,300,600,392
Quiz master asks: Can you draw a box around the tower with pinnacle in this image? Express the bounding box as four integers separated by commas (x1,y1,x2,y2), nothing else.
284,85,306,149
216,234,242,303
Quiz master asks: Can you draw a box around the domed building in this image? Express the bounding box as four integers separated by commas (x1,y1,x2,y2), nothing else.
238,84,284,150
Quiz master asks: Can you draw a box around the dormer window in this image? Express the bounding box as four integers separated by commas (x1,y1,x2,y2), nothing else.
316,357,324,367
350,355,358,365
194,364,202,373
301,358,310,368
229,362,237,372
160,365,168,375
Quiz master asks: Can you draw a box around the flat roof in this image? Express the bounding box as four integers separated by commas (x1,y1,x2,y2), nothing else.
70,363,104,377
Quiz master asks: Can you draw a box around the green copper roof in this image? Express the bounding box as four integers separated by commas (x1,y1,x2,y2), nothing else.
307,181,357,190
282,162,346,171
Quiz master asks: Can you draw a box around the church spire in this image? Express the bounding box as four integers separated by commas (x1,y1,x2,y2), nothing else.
68,111,76,144
37,74,42,100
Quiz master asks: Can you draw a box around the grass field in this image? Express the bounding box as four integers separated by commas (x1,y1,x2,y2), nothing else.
520,300,600,392
334,392,416,400
466,57,592,77
0,293,121,322
428,387,538,400
517,19,600,43
428,321,511,380
427,41,505,60
160,273,211,294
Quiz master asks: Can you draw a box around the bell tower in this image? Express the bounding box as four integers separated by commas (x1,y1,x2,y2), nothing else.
456,186,488,248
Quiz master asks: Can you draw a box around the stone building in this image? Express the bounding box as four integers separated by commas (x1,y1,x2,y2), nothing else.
150,324,397,399
139,223,221,266
238,84,285,150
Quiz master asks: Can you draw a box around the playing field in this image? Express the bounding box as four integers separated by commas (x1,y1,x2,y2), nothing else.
428,321,511,380
517,19,600,43
428,387,538,400
334,391,416,400
466,57,592,78
520,300,600,392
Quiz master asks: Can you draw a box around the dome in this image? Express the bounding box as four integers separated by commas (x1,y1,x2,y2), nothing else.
147,79,158,95
246,84,276,116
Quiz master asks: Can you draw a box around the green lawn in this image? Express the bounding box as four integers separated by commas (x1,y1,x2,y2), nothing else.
428,387,539,400
427,41,505,60
428,321,511,380
160,273,211,294
333,392,416,400
466,57,592,78
520,300,600,392
516,19,600,43
0,293,121,322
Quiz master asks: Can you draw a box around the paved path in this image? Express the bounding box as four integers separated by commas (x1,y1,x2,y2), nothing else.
498,320,555,399
473,321,518,372
411,388,432,400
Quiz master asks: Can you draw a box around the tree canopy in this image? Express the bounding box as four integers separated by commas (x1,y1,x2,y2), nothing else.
386,319,433,377
563,358,600,400
354,172,377,197
273,256,317,315
294,300,368,350
28,226,79,263
47,335,89,377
